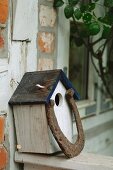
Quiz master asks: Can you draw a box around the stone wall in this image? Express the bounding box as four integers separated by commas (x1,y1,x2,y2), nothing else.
38,0,57,70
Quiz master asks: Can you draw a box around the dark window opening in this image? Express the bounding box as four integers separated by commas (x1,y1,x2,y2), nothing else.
69,22,89,100
107,36,113,95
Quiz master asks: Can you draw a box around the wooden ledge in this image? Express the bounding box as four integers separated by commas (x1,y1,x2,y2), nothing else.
15,152,113,170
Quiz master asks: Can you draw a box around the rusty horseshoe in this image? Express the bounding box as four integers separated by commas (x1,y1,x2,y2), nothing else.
46,88,85,158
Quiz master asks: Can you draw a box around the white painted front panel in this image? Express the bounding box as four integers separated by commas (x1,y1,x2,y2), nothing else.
50,81,73,150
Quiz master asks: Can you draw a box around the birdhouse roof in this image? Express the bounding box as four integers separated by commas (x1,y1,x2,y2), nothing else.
9,69,80,105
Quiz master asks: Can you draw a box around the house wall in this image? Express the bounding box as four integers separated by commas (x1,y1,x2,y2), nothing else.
0,0,113,170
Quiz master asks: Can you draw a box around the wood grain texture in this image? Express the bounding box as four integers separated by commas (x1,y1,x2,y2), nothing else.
15,152,113,170
13,105,52,153
24,164,64,170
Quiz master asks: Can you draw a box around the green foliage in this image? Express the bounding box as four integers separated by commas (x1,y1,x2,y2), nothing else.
54,0,113,38
102,25,111,38
54,0,64,7
74,8,82,20
80,4,88,13
64,5,74,18
88,3,96,11
88,22,100,35
68,0,79,5
104,0,113,7
83,13,92,24
54,0,113,99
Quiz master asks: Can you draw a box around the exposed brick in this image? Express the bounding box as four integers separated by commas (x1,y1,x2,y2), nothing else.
0,146,8,169
0,35,4,49
0,116,5,144
0,0,8,24
39,5,56,27
38,58,53,71
38,32,55,53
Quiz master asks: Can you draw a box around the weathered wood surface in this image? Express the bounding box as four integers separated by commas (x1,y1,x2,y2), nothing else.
15,152,113,170
13,104,55,153
24,164,64,170
9,69,79,105
13,81,73,154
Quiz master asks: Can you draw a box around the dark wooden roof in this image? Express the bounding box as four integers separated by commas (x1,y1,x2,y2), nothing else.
9,69,80,105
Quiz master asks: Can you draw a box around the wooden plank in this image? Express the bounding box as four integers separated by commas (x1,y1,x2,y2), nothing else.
13,105,52,153
15,152,113,170
84,129,113,155
24,164,64,170
82,120,113,140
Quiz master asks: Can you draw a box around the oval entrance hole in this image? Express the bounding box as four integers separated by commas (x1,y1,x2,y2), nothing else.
55,93,63,106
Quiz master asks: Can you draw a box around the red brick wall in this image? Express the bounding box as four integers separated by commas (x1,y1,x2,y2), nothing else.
0,0,8,24
0,116,8,170
0,0,8,50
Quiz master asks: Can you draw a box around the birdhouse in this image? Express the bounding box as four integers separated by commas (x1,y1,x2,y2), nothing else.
9,69,84,158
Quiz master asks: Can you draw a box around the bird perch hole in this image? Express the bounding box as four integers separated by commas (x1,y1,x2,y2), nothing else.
55,93,63,107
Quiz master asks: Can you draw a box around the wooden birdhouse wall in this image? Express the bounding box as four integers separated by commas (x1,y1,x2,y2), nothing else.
13,104,52,153
9,70,76,154
50,81,73,144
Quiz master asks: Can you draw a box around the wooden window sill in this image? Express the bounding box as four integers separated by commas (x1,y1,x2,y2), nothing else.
15,151,113,170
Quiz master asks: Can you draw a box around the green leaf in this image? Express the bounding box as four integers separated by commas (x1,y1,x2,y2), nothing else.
74,8,82,20
80,4,88,13
54,0,64,7
98,16,110,25
104,0,113,7
87,22,100,35
102,25,111,38
100,9,113,25
88,3,95,11
83,13,92,23
68,0,79,5
64,5,74,19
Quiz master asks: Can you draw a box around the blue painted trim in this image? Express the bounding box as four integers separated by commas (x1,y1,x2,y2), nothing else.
45,70,80,104
60,70,80,100
46,71,62,104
